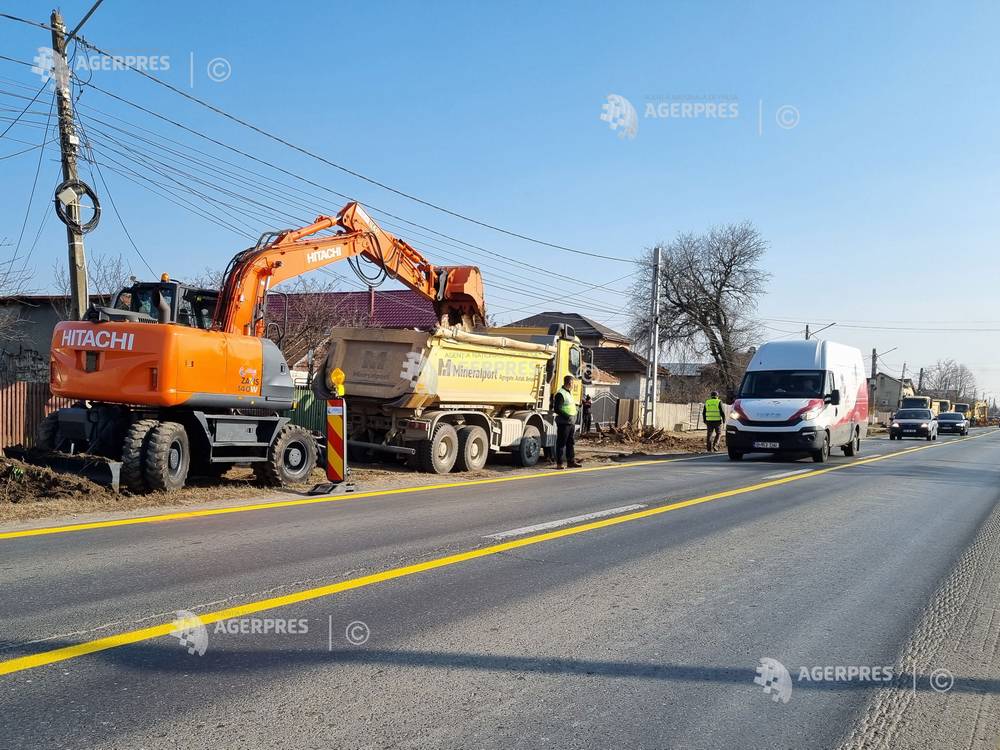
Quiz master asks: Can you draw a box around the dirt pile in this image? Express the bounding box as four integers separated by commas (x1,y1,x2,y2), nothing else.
0,457,115,506
581,424,717,454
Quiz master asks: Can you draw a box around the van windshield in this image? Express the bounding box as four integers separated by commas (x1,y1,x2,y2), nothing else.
739,370,825,399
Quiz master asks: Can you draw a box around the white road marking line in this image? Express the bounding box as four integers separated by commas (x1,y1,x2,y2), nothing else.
761,468,814,480
484,504,648,540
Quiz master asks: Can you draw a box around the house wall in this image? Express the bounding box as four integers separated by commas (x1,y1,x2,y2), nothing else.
0,301,62,383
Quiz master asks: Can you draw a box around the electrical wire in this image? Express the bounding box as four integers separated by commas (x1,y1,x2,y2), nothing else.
5,91,55,272
62,34,630,263
74,112,155,275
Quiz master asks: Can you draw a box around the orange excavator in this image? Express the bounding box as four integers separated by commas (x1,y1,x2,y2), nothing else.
40,202,485,492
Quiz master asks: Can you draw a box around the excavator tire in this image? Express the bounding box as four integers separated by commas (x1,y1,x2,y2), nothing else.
143,421,191,492
455,425,489,472
121,418,158,493
35,411,61,451
254,424,316,486
417,422,459,474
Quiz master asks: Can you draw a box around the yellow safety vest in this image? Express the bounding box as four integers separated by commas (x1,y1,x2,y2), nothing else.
704,397,723,422
557,387,578,417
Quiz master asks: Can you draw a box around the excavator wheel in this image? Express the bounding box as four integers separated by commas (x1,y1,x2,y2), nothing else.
144,421,191,492
455,425,489,472
35,412,61,451
417,422,459,474
254,424,317,486
121,418,159,493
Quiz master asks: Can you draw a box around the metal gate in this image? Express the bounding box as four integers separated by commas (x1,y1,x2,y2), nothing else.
590,391,619,429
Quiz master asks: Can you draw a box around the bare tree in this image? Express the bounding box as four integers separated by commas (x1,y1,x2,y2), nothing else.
187,266,225,289
922,359,977,402
0,237,31,346
630,222,769,394
52,252,134,319
266,276,380,372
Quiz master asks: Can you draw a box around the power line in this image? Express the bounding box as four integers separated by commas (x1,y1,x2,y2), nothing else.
0,80,48,139
63,36,630,263
74,112,155,275
76,112,634,315
70,86,638,297
6,91,55,272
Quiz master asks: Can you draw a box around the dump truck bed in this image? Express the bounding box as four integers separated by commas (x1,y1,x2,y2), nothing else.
325,326,556,409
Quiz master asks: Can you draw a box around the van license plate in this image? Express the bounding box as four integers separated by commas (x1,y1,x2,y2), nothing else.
753,441,780,449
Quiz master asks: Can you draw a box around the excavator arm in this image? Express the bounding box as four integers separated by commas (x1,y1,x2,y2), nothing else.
214,202,485,336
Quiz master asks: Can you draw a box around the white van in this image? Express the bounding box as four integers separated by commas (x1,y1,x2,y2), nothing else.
725,340,869,462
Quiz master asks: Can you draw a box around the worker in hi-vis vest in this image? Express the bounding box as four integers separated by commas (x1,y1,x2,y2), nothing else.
553,374,583,469
703,390,724,452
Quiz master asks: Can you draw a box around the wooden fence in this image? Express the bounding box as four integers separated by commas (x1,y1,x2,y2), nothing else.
0,381,74,449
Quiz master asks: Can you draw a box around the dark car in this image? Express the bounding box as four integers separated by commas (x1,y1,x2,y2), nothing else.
936,411,969,435
889,408,938,441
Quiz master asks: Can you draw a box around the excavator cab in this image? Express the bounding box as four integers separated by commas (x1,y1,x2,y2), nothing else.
88,278,219,329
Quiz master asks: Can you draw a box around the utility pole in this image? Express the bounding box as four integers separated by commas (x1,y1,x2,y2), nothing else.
51,10,89,320
918,367,924,392
643,246,661,430
869,347,878,419
805,324,810,340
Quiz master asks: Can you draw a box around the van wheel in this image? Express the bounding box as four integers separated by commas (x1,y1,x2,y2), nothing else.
417,422,459,474
514,424,541,467
842,429,860,456
255,424,317,486
455,425,489,472
727,448,743,461
144,421,191,491
811,434,830,463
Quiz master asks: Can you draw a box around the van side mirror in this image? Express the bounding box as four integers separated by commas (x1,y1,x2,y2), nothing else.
725,390,736,405
827,389,841,406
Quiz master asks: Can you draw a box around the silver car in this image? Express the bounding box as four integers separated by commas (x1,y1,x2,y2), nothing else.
889,408,938,441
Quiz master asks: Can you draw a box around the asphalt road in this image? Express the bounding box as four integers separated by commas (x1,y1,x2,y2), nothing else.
1,429,998,749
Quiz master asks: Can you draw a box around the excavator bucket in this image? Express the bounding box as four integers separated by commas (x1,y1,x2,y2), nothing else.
4,446,123,493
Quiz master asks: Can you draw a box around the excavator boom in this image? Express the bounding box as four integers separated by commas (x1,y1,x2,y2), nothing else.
214,202,485,336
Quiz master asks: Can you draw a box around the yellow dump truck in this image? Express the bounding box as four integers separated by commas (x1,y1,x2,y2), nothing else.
313,323,585,473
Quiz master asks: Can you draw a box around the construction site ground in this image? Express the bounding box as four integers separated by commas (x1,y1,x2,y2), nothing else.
0,429,715,526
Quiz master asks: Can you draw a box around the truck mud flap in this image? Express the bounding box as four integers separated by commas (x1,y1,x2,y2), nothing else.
4,447,123,493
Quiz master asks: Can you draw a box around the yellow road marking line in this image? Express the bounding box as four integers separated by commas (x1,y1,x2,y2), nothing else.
0,431,989,677
0,454,715,541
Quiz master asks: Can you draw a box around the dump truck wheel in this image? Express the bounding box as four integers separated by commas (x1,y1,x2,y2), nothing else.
121,418,158,493
418,422,459,474
455,425,489,472
254,424,317,486
144,421,191,491
35,412,60,451
514,424,541,467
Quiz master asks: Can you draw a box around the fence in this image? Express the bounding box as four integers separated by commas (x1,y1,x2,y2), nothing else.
614,399,720,431
288,387,326,433
0,381,74,449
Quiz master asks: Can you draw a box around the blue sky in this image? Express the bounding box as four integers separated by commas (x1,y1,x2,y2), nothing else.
2,1,999,394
